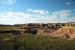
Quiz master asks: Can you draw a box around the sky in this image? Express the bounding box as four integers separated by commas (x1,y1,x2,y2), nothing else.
0,0,75,25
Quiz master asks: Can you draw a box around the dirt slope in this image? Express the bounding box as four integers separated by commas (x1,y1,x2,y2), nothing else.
50,26,75,39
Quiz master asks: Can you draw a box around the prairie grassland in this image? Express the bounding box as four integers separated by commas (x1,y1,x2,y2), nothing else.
0,34,75,50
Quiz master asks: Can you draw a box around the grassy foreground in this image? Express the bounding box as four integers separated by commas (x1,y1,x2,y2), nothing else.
0,34,75,50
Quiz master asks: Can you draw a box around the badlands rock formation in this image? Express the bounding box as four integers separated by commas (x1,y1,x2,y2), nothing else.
50,26,75,39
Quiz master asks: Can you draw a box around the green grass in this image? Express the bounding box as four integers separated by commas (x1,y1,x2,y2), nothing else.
0,26,20,31
0,34,75,50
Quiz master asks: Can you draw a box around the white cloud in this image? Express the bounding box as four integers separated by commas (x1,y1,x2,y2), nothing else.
52,10,71,18
0,11,53,24
0,11,32,18
0,0,15,5
27,9,33,12
0,9,73,25
27,9,49,14
0,11,32,24
7,0,15,5
66,2,71,5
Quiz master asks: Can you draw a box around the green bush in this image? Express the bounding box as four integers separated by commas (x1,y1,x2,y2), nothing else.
0,34,75,50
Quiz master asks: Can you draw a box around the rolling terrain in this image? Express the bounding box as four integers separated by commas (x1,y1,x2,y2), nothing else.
0,22,75,39
0,23,75,50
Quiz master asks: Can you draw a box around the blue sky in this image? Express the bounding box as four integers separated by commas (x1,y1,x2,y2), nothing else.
0,0,75,25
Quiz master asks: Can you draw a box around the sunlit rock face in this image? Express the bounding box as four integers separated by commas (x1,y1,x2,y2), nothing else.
50,26,75,39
